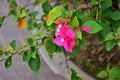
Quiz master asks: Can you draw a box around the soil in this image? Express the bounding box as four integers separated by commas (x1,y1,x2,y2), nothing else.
71,33,120,78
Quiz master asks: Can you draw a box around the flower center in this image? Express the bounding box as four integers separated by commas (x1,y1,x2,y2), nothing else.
58,24,62,28
57,28,60,32
61,38,64,42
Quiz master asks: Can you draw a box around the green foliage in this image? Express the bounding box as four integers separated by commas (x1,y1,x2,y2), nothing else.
71,16,79,28
10,40,16,50
71,69,82,80
5,56,12,69
21,51,31,62
97,71,108,78
44,39,55,56
75,11,88,19
75,30,82,40
28,54,40,73
0,17,4,27
42,1,52,14
111,11,120,20
34,0,47,5
46,6,63,26
82,20,103,34
7,0,17,7
27,18,35,31
29,11,39,17
109,67,120,79
90,0,98,5
106,40,116,51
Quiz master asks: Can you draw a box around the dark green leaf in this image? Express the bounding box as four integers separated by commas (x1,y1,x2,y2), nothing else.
42,1,52,14
27,18,35,31
44,39,55,56
71,68,82,80
7,0,17,7
28,54,40,73
29,11,39,17
5,56,12,69
0,17,4,28
30,46,37,59
111,11,120,20
109,67,120,79
10,40,16,50
90,0,98,5
76,12,88,19
106,40,116,51
55,45,62,53
74,0,81,2
97,71,108,78
21,51,31,62
82,20,103,34
26,37,34,46
34,0,47,5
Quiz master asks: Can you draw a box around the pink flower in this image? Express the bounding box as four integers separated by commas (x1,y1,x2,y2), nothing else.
76,26,81,31
54,25,75,52
82,26,91,32
55,23,69,37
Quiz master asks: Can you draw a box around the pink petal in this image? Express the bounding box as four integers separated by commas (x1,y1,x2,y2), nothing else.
82,26,91,32
65,29,75,39
63,37,75,52
77,26,81,31
54,37,64,46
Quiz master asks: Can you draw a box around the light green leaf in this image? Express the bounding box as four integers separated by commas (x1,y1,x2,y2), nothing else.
20,9,27,18
117,40,120,47
26,37,34,46
82,20,103,34
97,71,108,78
5,56,12,69
71,16,79,28
34,0,47,5
46,6,63,26
109,67,120,79
75,30,82,40
106,40,116,51
105,32,115,41
28,54,40,73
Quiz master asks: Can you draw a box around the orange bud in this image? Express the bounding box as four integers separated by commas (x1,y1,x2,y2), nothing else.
55,19,62,24
43,13,50,21
18,17,27,29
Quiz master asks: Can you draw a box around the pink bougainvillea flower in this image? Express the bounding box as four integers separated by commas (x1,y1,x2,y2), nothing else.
82,26,91,32
55,23,69,37
54,27,75,52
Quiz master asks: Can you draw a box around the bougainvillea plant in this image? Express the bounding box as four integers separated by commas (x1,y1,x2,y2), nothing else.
0,0,120,80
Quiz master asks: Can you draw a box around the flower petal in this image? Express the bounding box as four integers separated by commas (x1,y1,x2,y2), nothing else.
54,37,64,46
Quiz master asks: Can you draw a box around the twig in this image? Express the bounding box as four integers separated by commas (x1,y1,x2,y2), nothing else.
63,48,70,74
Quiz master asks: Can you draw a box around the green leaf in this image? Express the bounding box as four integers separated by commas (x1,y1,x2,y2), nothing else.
71,69,82,80
106,40,116,51
82,20,103,34
12,16,19,24
34,0,47,5
7,0,17,7
90,0,98,5
74,0,81,2
0,17,4,27
118,0,120,9
99,0,112,11
75,30,82,40
27,18,35,31
5,56,12,69
71,16,79,28
46,6,63,26
28,54,40,73
106,65,110,73
26,37,34,46
76,12,88,19
105,32,115,41
97,71,108,78
30,46,37,59
10,40,16,50
117,40,120,47
28,11,39,17
42,1,52,14
20,51,31,62
20,9,27,18
109,67,120,79
44,39,55,56
55,45,62,53
111,11,120,20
